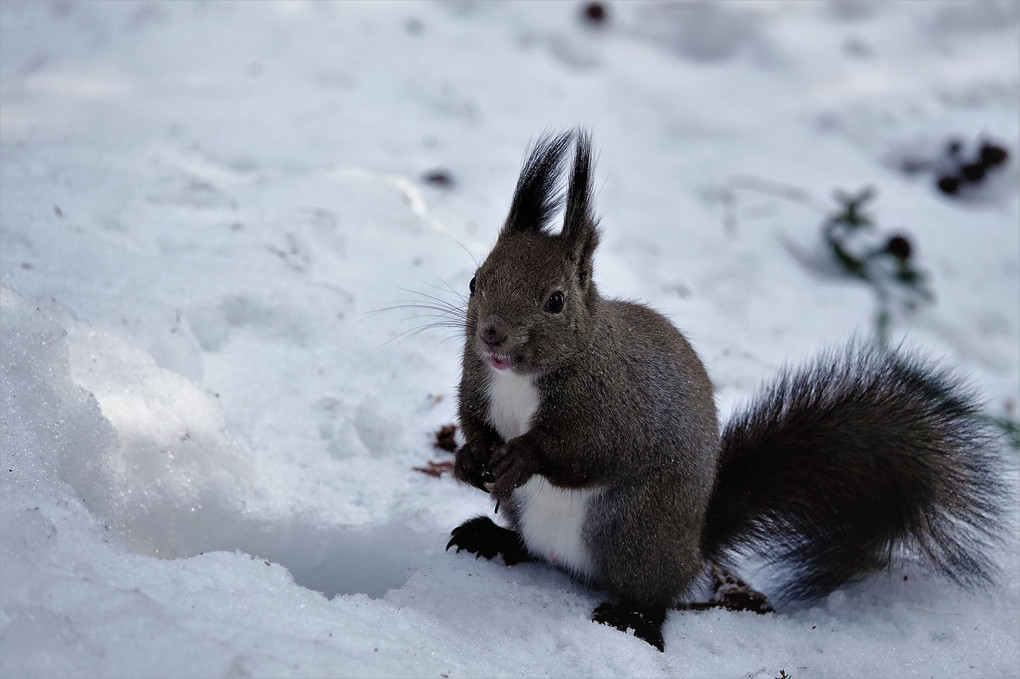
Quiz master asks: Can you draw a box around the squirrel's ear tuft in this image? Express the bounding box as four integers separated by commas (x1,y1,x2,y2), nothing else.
562,129,601,286
503,131,573,235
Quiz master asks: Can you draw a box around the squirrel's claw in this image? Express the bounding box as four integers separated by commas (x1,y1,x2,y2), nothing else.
489,440,537,503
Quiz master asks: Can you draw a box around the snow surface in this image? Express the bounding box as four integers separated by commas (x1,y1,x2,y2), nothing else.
1,1,1019,677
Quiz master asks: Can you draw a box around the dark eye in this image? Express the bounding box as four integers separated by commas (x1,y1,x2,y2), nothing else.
469,276,476,296
544,291,564,314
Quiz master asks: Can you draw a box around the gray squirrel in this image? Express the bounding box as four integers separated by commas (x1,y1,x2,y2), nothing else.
445,129,1006,651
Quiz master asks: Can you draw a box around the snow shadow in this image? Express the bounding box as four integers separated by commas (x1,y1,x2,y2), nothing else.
259,521,432,600
164,512,433,600
99,492,433,599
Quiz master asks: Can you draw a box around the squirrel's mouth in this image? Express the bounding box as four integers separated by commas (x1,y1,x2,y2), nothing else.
476,341,523,372
488,351,513,370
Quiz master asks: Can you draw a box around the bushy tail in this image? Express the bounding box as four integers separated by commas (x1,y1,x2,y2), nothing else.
702,342,1007,601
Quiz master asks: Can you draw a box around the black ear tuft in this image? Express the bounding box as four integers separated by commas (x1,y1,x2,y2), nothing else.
562,129,601,283
503,131,573,234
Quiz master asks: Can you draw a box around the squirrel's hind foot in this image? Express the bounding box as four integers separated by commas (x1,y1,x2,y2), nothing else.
592,601,667,651
709,563,774,614
676,564,774,614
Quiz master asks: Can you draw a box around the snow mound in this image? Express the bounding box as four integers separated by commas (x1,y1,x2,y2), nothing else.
2,286,429,600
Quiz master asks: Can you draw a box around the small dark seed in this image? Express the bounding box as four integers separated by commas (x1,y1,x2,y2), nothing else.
979,142,1008,167
422,169,454,189
582,2,608,24
936,175,960,195
945,139,963,156
960,162,986,183
885,235,912,262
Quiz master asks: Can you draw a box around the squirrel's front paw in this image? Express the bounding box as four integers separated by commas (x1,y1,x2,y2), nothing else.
488,438,538,503
446,516,533,565
454,441,496,492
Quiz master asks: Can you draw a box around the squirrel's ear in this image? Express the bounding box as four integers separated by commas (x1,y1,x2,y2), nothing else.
503,131,573,235
562,129,601,287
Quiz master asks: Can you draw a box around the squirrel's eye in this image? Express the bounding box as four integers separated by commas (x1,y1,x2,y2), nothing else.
469,276,476,296
544,291,564,314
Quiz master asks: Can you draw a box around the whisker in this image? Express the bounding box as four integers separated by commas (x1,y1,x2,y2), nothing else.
368,299,465,319
369,285,468,346
397,287,467,312
382,322,464,347
435,278,469,306
436,231,481,269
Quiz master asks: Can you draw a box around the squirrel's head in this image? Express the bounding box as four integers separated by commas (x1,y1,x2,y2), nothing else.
465,129,601,377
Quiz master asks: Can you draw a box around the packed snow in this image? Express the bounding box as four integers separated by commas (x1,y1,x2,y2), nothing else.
1,1,1018,677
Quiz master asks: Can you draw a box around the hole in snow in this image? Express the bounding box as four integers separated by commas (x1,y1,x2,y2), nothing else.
211,519,433,599
105,493,433,599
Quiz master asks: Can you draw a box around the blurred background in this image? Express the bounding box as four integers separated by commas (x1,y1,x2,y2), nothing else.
1,2,1018,677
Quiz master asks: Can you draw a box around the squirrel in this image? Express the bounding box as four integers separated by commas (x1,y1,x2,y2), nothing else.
445,128,1006,651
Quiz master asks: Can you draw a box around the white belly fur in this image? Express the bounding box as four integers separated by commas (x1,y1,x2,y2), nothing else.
485,368,601,581
515,476,601,581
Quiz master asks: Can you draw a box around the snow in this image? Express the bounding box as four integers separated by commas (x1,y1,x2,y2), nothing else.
1,1,1018,677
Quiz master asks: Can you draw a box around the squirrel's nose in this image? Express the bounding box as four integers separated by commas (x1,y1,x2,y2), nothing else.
478,316,508,348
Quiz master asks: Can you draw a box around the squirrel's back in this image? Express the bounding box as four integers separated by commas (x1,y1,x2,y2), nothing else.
590,298,719,470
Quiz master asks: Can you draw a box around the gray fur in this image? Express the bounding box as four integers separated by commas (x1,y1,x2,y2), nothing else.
455,131,718,607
